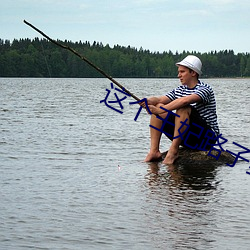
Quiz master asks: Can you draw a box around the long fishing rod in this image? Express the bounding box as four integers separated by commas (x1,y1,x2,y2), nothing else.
23,20,140,101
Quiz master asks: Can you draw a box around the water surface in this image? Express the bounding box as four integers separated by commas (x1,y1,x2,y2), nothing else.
1,78,250,249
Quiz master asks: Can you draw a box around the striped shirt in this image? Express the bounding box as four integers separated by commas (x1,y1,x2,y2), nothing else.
166,80,220,136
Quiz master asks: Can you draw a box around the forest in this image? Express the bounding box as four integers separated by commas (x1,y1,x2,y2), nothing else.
0,38,250,78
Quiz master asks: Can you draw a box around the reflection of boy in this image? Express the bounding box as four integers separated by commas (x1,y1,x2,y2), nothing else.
144,55,220,164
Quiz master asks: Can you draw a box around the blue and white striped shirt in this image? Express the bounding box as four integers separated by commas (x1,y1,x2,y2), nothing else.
166,80,220,136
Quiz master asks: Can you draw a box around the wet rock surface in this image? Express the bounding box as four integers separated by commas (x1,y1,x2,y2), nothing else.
161,147,235,166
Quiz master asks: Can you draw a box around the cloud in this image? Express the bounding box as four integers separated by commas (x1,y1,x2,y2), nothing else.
79,3,89,10
206,0,237,4
197,0,250,10
134,0,168,5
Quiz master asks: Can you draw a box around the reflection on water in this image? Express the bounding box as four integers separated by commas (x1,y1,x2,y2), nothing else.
143,159,250,249
144,162,220,249
147,161,219,191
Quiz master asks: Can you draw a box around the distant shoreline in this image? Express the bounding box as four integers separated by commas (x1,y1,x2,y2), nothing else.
1,38,250,78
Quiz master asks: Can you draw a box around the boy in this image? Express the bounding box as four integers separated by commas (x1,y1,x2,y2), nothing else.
144,55,219,164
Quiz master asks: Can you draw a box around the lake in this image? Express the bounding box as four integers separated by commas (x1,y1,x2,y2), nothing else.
0,78,250,249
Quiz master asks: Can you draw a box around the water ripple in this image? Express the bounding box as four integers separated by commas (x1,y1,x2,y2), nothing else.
1,78,250,250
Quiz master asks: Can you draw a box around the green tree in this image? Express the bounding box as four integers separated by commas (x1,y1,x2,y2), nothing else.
244,56,250,76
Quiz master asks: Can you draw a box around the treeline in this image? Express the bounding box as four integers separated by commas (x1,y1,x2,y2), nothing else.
0,38,250,78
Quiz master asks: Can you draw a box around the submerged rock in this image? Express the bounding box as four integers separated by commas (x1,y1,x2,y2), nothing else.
161,147,235,166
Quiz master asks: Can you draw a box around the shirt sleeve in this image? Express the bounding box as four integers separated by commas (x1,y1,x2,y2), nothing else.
195,86,212,104
166,89,177,101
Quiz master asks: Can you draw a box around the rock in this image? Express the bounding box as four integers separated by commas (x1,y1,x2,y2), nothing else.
161,147,235,166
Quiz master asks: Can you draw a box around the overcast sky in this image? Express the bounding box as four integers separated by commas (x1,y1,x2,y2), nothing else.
1,0,250,53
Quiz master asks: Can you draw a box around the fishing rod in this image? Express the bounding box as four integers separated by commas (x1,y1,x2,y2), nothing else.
23,20,140,101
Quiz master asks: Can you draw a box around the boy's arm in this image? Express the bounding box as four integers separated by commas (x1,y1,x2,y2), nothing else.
148,94,201,115
147,95,171,105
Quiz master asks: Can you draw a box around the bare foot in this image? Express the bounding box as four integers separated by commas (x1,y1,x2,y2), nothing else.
144,151,162,162
162,150,179,165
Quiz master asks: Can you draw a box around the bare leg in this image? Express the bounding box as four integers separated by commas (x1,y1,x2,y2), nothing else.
144,114,163,162
163,106,191,164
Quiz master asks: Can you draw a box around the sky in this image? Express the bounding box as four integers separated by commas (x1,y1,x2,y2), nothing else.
1,0,250,53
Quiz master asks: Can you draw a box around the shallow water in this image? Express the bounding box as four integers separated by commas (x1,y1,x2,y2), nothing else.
0,78,250,249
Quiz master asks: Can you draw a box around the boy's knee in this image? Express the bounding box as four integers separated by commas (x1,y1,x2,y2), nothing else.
176,106,191,116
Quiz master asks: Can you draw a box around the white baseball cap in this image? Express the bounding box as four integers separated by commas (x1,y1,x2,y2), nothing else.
176,55,202,75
